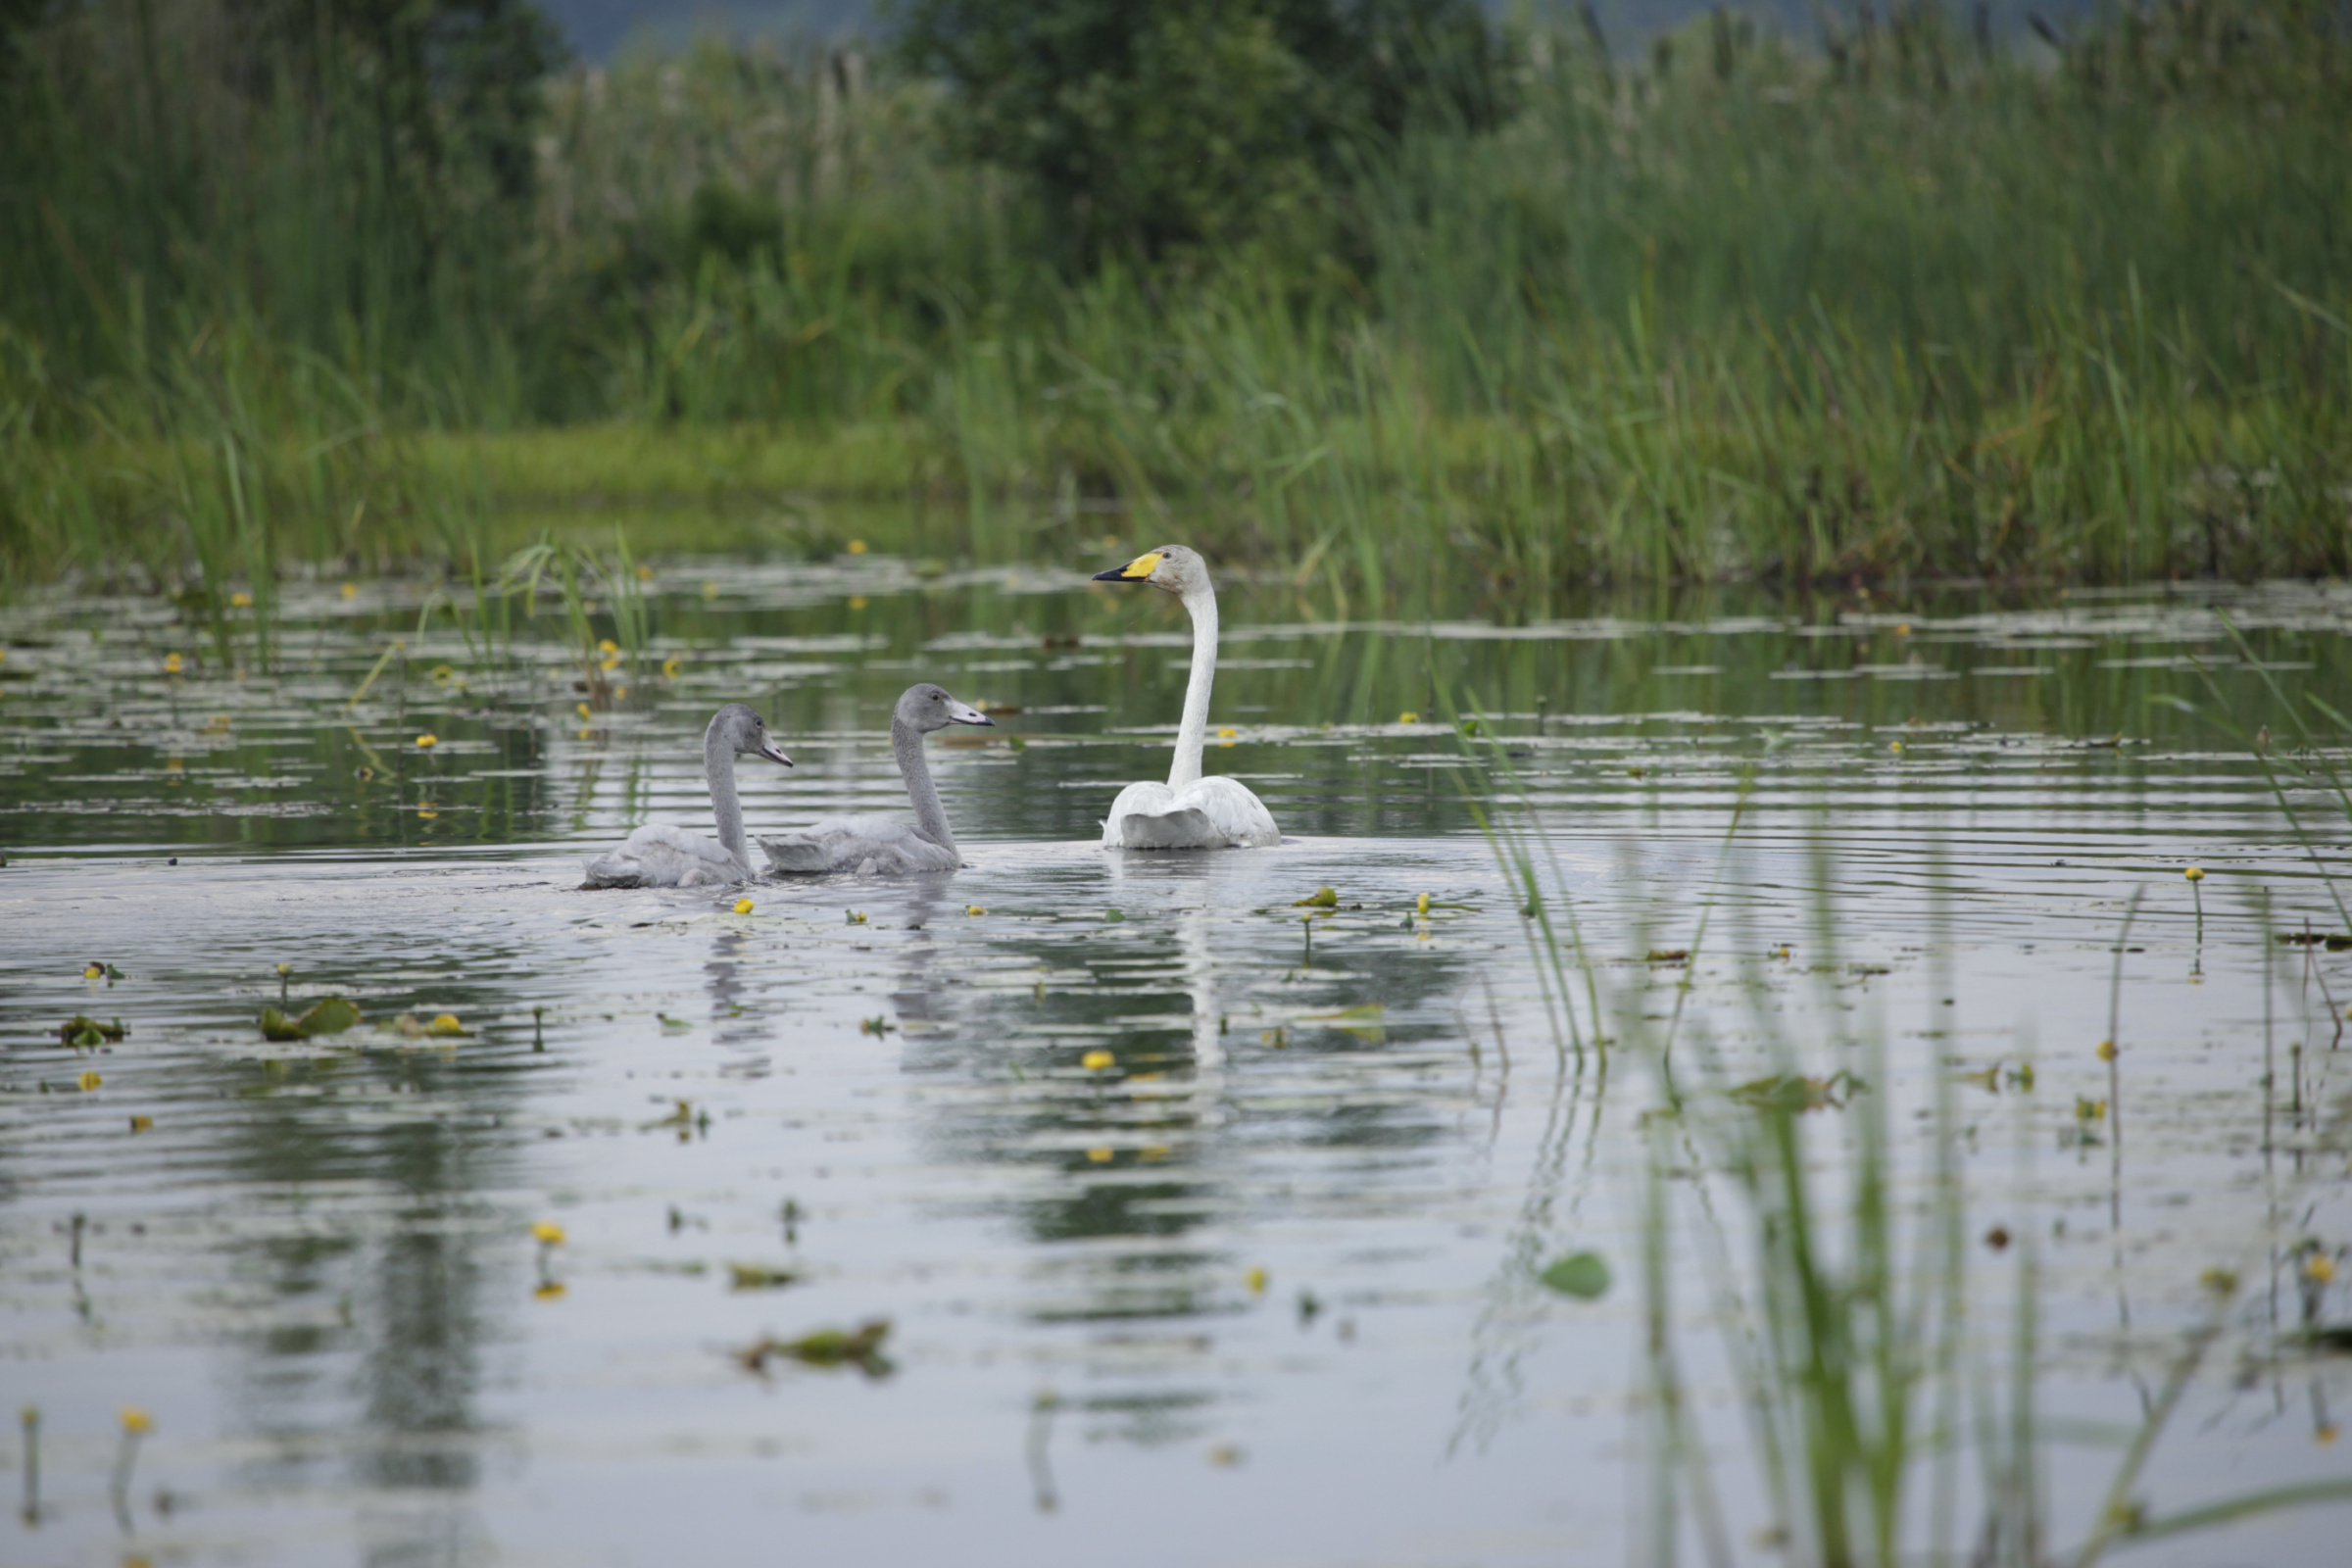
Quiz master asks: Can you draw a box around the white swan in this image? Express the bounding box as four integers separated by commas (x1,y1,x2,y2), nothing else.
1092,545,1280,850
581,704,794,888
760,683,994,875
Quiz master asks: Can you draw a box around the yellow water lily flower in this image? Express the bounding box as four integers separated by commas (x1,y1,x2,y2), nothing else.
1086,1147,1112,1163
164,653,183,674
120,1407,153,1435
733,898,755,915
2308,1255,2339,1284
965,905,986,916
2184,865,2205,882
1246,1266,1268,1295
848,595,868,612
846,539,868,555
340,582,357,599
1416,892,1431,915
1398,710,1420,724
426,1014,465,1036
2095,1039,2116,1061
130,1115,153,1133
662,656,682,679
77,1071,101,1091
230,591,253,609
1081,1050,1114,1071
415,733,437,749
531,1222,566,1246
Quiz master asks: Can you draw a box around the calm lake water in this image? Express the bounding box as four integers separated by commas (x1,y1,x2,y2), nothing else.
4,557,2350,1566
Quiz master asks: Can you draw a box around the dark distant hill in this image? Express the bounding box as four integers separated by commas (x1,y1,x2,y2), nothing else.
535,1,2091,63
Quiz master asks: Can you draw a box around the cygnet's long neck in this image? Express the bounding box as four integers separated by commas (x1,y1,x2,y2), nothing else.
894,717,956,857
705,723,751,872
1169,578,1218,789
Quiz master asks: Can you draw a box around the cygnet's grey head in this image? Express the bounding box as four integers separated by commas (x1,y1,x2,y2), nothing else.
1092,542,1207,596
895,683,994,733
708,704,794,766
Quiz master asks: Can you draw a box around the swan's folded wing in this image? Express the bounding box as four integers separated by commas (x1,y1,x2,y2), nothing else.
1102,782,1177,848
1102,777,1279,849
760,817,956,875
582,823,741,888
1178,775,1281,847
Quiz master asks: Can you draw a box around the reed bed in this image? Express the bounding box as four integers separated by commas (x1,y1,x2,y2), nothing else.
3,3,2347,600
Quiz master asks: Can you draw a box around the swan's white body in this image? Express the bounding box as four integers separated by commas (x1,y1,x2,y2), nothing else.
1093,546,1280,850
760,684,993,876
581,705,793,888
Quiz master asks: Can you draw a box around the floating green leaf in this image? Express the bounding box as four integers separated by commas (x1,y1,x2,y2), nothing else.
726,1263,801,1292
1538,1251,1611,1299
1293,887,1340,907
735,1317,892,1376
258,997,361,1041
296,997,361,1036
58,1015,127,1048
1732,1070,1863,1112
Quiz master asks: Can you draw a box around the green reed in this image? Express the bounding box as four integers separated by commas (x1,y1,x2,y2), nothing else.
4,7,2347,593
1460,725,2352,1565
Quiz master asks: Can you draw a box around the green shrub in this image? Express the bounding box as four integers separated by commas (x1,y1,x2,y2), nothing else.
891,0,1509,266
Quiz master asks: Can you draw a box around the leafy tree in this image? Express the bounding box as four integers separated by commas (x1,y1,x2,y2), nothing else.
892,0,1508,266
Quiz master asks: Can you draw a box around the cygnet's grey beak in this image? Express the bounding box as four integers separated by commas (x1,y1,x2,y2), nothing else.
946,701,994,727
757,738,795,766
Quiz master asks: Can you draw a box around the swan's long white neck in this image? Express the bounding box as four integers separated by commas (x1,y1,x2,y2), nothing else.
894,717,956,857
704,722,751,873
1170,578,1218,789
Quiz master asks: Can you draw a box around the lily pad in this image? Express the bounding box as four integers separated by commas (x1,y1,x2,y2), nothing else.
1731,1069,1863,1112
1294,887,1340,907
258,997,362,1041
296,997,362,1037
726,1263,801,1291
1538,1251,1612,1299
735,1317,892,1376
58,1015,128,1048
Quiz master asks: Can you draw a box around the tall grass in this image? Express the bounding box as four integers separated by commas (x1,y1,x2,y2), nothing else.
4,4,2348,596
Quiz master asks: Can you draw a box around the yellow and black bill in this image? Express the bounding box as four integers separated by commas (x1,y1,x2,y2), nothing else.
1093,551,1163,582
